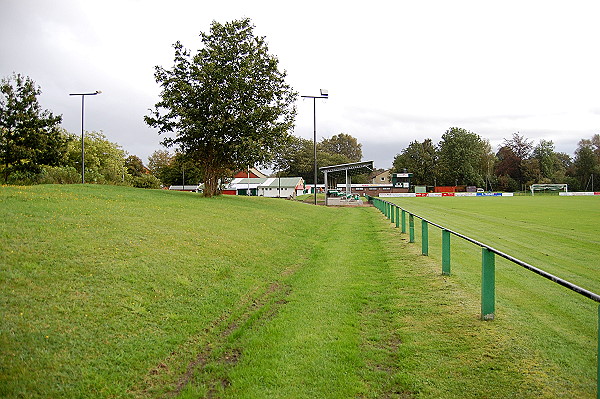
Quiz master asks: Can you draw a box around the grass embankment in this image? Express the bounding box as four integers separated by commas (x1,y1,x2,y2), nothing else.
1,185,400,398
1,186,597,398
386,195,599,397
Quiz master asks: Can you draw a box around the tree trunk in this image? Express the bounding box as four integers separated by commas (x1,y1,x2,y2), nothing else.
203,166,219,197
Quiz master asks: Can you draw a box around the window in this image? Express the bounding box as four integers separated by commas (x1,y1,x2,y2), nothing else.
355,187,363,191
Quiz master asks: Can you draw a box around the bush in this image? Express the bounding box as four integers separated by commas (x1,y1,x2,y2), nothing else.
131,174,162,189
3,169,40,185
38,166,80,184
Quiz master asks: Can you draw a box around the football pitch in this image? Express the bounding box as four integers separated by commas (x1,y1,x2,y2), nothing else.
383,195,599,396
385,195,599,294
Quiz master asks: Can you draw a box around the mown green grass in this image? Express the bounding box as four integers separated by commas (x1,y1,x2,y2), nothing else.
1,185,598,398
384,195,599,397
0,185,316,397
1,185,403,398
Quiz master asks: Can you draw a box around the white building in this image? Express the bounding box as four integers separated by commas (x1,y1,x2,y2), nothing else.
223,177,305,197
258,177,305,198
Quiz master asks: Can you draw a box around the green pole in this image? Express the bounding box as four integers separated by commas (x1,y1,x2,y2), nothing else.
421,219,429,256
401,210,406,234
409,214,415,243
597,305,599,399
395,206,400,228
442,229,451,275
391,204,395,224
481,247,495,321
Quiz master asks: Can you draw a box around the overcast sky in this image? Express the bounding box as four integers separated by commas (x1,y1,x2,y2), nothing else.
2,0,599,169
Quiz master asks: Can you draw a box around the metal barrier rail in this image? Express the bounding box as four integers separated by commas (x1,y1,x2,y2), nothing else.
366,195,600,397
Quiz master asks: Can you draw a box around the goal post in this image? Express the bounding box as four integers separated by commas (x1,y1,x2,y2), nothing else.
530,183,568,196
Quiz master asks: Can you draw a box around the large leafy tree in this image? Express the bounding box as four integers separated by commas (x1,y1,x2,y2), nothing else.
531,139,567,182
145,18,297,197
147,149,172,175
125,155,145,177
319,133,362,162
502,132,533,188
573,137,600,190
0,73,66,182
392,139,438,186
437,127,487,186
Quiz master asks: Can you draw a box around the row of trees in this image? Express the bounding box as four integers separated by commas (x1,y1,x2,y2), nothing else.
0,73,160,188
393,127,600,192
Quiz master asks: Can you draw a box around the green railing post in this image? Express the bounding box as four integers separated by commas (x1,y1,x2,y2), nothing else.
395,206,400,228
409,214,415,243
442,229,451,275
481,247,496,321
390,203,395,224
421,219,429,256
401,210,406,234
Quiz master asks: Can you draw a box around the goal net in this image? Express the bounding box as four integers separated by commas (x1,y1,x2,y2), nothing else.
530,183,568,195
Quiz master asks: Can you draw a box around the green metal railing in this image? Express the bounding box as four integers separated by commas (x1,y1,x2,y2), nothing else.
368,195,600,397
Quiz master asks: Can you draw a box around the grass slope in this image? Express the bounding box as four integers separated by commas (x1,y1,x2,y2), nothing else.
1,186,597,398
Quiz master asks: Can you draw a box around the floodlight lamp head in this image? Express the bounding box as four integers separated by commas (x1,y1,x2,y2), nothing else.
320,89,328,97
95,90,102,94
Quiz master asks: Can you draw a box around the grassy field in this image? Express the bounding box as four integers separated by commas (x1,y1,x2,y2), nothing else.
383,195,600,397
1,185,598,398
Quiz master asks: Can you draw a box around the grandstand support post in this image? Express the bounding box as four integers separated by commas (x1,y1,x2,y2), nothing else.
395,206,400,228
442,229,451,275
409,214,415,243
481,248,496,321
421,220,429,256
401,210,406,234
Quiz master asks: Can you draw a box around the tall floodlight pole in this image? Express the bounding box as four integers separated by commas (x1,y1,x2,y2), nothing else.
301,89,328,205
69,91,101,183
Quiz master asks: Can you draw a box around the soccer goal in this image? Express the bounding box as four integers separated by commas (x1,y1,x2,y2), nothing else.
530,183,568,196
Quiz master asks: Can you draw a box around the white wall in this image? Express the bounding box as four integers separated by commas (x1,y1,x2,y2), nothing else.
260,187,296,198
